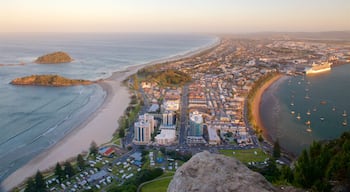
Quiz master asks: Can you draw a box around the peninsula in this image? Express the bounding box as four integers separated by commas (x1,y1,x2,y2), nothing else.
35,51,73,64
10,75,93,86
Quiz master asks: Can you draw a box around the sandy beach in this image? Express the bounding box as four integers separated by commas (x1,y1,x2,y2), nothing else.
1,38,220,191
1,68,135,191
251,74,283,135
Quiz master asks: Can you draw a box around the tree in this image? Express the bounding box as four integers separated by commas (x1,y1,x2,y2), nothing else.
89,141,98,155
118,127,125,138
24,178,36,192
77,154,85,170
54,163,64,182
273,139,281,159
34,171,46,192
64,162,75,178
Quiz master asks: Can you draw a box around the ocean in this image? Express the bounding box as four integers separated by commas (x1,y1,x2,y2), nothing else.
261,64,350,156
0,33,217,182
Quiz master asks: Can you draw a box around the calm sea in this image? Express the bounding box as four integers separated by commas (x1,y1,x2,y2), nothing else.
0,33,217,182
261,64,350,156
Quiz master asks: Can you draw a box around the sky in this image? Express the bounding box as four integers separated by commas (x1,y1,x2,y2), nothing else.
1,0,349,33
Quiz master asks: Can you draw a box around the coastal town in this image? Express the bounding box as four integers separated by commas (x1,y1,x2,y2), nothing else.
9,36,350,192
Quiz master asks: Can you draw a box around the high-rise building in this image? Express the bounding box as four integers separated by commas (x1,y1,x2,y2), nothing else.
187,111,205,143
133,113,155,145
162,111,174,126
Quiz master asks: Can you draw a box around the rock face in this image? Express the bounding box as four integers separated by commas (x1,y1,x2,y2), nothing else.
168,151,277,192
35,51,73,64
11,75,93,87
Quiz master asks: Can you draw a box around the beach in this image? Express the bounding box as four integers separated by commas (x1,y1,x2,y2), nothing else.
251,74,283,137
1,38,220,191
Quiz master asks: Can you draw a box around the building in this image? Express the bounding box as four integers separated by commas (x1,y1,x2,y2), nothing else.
187,111,206,144
162,111,174,126
163,99,180,111
133,113,155,145
155,129,176,145
155,111,176,145
208,126,221,145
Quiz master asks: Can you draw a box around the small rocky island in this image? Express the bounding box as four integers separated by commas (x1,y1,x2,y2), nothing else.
35,51,73,64
11,75,93,87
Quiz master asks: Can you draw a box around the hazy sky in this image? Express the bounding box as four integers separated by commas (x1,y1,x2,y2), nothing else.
1,0,349,33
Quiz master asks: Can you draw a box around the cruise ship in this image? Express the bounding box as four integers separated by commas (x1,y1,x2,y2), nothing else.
305,61,332,75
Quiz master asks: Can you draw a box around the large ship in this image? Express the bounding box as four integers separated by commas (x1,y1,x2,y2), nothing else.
305,61,332,75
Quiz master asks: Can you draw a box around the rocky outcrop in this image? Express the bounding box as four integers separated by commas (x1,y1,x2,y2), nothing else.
11,75,93,87
168,151,277,192
35,51,73,64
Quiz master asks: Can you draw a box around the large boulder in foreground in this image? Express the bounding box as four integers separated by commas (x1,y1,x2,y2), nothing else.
168,151,276,192
11,75,93,87
35,51,73,64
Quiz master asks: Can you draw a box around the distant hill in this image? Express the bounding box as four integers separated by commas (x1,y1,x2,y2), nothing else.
35,51,73,64
10,75,93,87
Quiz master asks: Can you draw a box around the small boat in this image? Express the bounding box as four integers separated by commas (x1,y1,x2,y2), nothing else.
306,109,311,116
306,128,312,132
305,88,309,92
320,100,327,105
313,108,317,112
305,94,310,99
320,117,325,121
343,110,347,117
298,81,301,85
305,120,311,125
291,110,295,115
343,119,347,126
290,102,294,106
332,106,336,111
296,113,301,120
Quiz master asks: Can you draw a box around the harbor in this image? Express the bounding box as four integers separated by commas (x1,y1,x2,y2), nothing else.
260,64,350,155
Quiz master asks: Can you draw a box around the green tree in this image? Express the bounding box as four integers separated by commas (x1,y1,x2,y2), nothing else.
64,162,75,178
118,127,125,138
24,178,36,192
89,141,98,155
273,139,281,159
34,171,46,192
77,154,85,170
54,162,64,182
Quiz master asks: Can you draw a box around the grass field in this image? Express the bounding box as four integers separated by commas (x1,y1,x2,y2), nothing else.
141,177,172,192
219,148,269,163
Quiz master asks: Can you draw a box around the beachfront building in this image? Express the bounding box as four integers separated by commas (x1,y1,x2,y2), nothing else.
155,129,176,145
133,113,155,145
187,111,206,144
208,126,221,145
155,111,176,145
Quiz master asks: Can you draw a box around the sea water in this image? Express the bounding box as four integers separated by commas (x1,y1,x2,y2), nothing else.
261,64,350,156
0,33,217,182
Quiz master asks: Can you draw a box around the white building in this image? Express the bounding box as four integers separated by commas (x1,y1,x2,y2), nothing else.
208,126,221,145
133,114,155,145
163,99,180,111
155,129,176,145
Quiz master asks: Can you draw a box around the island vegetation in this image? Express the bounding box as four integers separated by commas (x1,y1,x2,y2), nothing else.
10,75,93,87
35,51,73,64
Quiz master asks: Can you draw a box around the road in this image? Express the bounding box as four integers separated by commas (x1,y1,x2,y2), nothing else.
179,85,189,147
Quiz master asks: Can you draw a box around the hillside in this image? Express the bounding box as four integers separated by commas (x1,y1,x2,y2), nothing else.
10,75,93,87
35,51,73,64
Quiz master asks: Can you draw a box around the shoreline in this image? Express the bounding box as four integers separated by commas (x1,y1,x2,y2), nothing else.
1,36,220,191
251,74,283,139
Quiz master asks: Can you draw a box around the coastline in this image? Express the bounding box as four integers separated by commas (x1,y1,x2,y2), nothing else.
251,74,283,137
1,36,220,191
